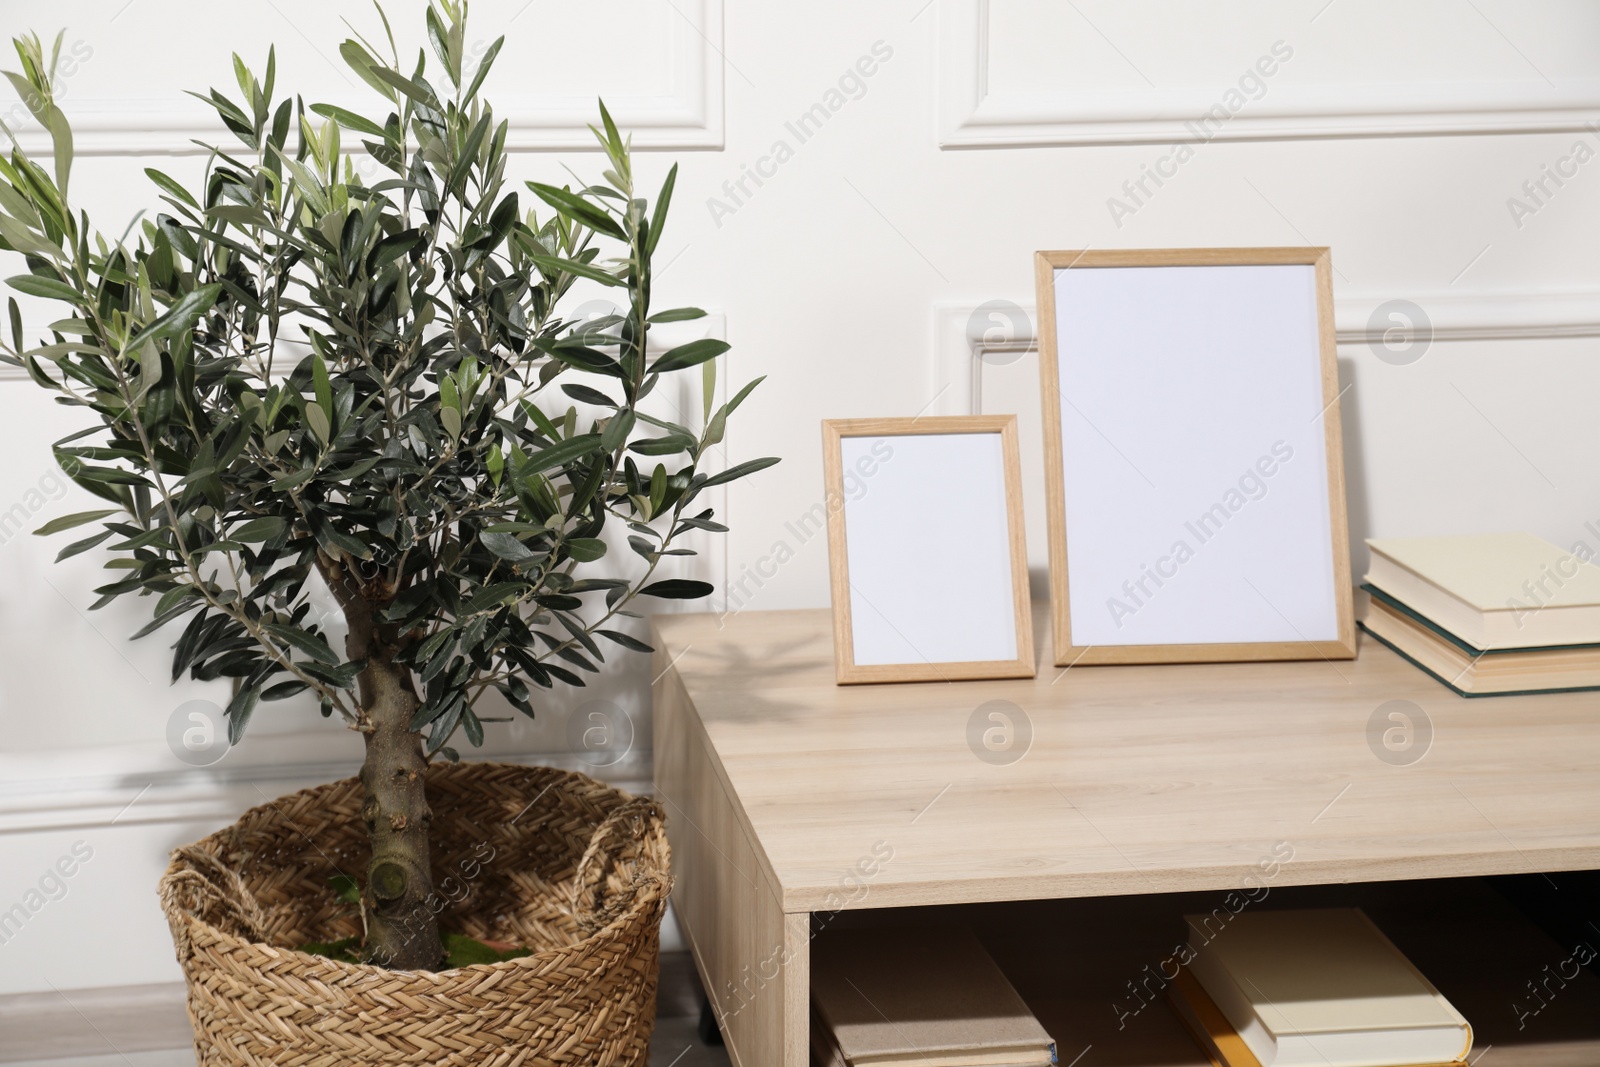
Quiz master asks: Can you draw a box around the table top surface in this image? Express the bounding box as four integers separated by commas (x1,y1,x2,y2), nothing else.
652,605,1600,913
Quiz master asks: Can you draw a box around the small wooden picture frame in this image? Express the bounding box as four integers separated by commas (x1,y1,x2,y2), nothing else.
1035,247,1356,666
823,416,1034,684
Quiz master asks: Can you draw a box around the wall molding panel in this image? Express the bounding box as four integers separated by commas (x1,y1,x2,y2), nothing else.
7,0,723,156
933,290,1600,414
939,0,1600,148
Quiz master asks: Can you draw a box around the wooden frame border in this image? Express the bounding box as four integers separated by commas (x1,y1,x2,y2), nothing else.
823,415,1035,684
1033,247,1356,666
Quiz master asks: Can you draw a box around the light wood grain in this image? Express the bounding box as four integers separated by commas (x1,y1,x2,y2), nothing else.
1033,247,1357,667
821,415,1035,684
653,657,809,1067
655,605,1600,914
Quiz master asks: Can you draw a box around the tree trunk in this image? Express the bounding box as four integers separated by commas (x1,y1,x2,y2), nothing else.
358,657,444,969
321,554,443,970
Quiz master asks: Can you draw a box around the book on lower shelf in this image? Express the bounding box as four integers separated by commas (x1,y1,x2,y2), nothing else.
1178,908,1471,1067
810,926,1056,1067
1169,968,1464,1067
1360,585,1600,696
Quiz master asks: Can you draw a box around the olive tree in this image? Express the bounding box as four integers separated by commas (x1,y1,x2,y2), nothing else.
0,4,774,969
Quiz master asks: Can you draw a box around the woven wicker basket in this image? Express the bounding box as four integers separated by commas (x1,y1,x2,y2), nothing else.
158,761,671,1066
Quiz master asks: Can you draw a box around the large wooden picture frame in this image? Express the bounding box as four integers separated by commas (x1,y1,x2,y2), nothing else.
823,416,1034,684
1035,248,1356,666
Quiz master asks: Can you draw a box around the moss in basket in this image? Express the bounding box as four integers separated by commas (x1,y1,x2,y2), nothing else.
299,871,534,967
301,936,528,968
0,2,775,970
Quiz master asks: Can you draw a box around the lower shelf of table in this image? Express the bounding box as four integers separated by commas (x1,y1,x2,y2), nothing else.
806,874,1600,1067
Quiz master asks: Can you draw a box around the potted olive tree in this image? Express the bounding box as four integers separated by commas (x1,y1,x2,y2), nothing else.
0,4,770,1060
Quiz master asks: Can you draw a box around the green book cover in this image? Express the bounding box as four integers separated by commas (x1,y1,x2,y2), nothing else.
1359,621,1600,699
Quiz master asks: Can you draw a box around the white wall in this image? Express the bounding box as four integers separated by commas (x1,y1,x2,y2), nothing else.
1,0,1598,997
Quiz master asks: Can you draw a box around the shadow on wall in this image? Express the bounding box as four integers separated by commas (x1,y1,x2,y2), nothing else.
1337,353,1372,580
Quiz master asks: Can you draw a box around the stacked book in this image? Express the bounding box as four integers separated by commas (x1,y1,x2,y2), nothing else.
1169,908,1472,1067
810,927,1055,1067
1360,532,1600,695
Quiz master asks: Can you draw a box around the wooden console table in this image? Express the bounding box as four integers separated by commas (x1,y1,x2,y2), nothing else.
651,607,1600,1067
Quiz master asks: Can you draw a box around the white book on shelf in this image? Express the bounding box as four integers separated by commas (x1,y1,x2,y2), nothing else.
1183,908,1471,1067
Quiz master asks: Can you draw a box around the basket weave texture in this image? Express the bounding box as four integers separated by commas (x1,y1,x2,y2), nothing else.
157,761,671,1066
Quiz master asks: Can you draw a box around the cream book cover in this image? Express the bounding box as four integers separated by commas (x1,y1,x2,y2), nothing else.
810,927,1054,1067
1365,533,1600,649
1169,968,1465,1067
1367,532,1600,611
1183,909,1470,1067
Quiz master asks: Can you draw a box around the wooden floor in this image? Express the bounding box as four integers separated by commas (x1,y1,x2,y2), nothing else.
0,1018,729,1067
0,953,729,1067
